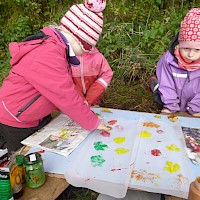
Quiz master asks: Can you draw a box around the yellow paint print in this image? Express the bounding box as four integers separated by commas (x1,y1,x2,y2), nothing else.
164,161,181,173
114,148,129,155
139,131,152,138
166,144,181,152
113,137,126,144
60,129,69,139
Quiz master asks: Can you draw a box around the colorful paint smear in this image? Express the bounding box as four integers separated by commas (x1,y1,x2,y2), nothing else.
115,125,124,131
154,115,161,119
60,129,69,139
113,137,126,144
100,131,110,137
131,169,160,183
166,144,181,152
156,129,164,134
151,149,162,156
93,141,108,151
139,131,152,138
108,120,117,125
90,155,105,167
111,168,127,172
164,161,181,173
143,122,160,129
176,174,189,185
114,148,129,155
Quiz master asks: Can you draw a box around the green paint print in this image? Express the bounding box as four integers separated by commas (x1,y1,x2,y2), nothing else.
90,155,105,167
94,141,108,151
114,148,129,155
113,137,126,144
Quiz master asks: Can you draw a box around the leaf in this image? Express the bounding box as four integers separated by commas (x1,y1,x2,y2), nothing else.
101,108,112,113
168,115,179,122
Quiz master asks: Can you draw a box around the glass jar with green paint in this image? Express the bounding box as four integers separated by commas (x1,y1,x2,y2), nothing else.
23,152,46,188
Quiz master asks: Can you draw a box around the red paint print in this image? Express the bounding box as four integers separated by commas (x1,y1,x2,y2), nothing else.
108,120,117,125
38,149,45,154
151,149,162,156
100,131,110,137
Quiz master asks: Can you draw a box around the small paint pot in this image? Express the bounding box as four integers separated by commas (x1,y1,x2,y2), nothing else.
23,152,46,188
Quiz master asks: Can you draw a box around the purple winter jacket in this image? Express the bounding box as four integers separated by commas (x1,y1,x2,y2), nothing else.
156,50,200,114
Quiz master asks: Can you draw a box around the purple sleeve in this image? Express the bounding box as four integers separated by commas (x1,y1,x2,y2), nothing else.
156,52,180,112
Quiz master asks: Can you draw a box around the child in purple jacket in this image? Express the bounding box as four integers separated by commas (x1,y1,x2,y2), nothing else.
149,8,200,117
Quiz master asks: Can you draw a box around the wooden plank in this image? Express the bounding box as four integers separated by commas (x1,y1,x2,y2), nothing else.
18,175,69,200
165,195,186,200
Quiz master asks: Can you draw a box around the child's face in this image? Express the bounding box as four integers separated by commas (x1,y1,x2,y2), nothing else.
179,48,200,63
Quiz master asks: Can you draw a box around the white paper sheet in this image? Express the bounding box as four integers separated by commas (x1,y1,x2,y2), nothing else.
64,116,141,198
129,120,193,199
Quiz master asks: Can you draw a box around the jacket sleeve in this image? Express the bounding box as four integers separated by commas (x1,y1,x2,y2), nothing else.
187,90,200,114
25,46,99,131
86,57,113,105
156,52,180,112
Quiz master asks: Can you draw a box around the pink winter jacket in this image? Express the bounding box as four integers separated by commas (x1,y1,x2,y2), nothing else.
72,48,113,105
0,27,99,130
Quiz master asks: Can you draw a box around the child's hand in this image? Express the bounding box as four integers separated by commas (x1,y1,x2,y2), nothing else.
96,116,111,131
161,108,172,114
192,112,200,117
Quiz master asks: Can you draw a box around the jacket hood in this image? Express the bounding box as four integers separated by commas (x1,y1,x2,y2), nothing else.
9,27,64,67
9,38,48,66
169,33,179,54
169,32,179,64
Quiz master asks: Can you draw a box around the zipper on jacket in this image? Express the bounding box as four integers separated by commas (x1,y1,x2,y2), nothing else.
187,71,190,82
80,56,87,95
16,94,41,117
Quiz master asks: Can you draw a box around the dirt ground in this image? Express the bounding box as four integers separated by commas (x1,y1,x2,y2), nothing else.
100,80,161,114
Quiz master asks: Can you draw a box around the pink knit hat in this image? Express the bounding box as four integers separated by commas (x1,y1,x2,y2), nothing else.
178,8,200,49
60,0,106,52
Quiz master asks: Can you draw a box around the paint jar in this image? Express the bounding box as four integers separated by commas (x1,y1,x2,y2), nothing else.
0,167,14,200
8,153,24,199
188,176,200,200
23,152,46,188
16,154,25,184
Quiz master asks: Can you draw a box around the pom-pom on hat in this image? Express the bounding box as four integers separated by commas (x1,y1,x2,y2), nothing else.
60,0,106,52
178,8,200,49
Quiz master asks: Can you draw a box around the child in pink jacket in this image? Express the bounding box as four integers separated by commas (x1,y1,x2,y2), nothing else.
72,47,113,106
0,0,109,154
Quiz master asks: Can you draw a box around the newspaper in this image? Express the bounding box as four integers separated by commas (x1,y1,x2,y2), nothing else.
21,113,90,156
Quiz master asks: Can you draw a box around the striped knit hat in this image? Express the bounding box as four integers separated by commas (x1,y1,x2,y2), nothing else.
179,8,200,49
60,0,106,52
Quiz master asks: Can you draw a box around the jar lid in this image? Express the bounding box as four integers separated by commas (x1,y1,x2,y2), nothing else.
16,154,24,166
23,152,42,165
